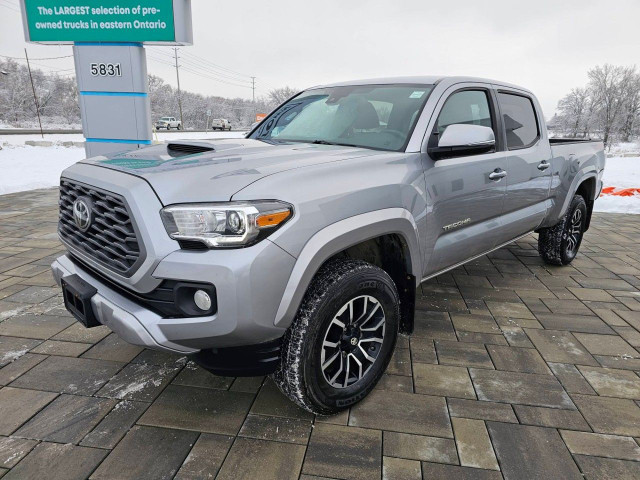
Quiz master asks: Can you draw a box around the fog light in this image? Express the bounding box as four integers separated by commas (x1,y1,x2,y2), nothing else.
193,290,212,311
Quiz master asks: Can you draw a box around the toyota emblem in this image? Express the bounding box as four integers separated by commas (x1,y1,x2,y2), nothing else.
72,197,92,231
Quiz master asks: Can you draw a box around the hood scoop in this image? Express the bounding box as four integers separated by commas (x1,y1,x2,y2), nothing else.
167,141,215,157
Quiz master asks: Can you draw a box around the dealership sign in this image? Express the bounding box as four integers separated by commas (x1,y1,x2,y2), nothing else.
19,0,193,44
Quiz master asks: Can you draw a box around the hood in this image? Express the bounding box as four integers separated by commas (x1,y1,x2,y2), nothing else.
80,138,380,205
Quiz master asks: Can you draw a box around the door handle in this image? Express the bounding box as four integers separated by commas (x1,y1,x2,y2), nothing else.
489,169,507,181
537,161,550,171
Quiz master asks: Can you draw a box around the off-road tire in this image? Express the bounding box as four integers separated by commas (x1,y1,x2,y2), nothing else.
538,194,587,265
272,259,399,415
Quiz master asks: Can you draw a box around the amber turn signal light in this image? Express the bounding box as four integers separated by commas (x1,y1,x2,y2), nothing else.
256,210,291,228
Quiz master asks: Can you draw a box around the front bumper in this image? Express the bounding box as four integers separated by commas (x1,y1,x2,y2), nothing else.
52,233,296,355
52,255,197,354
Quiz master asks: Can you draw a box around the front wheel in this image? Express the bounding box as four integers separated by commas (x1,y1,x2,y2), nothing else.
538,194,587,265
272,259,399,415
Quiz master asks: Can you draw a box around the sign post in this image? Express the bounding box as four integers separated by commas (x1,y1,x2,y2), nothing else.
19,0,193,157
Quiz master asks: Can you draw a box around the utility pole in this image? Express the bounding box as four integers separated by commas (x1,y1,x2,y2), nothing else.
24,48,44,139
251,76,255,103
174,47,184,129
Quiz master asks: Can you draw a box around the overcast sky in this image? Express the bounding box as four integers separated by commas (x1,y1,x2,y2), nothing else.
1,0,638,116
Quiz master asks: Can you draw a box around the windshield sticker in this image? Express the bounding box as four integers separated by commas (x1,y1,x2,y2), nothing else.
409,91,425,99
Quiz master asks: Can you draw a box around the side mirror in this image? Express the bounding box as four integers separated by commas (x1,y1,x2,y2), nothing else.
428,124,495,159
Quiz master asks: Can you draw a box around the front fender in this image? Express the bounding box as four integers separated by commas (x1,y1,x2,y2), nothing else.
272,208,421,328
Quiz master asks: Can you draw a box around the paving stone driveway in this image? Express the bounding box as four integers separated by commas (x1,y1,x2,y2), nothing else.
1,188,640,479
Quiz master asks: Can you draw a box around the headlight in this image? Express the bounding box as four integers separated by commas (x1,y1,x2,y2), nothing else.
160,201,292,248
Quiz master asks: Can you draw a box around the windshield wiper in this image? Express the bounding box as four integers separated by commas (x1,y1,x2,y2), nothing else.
310,139,356,147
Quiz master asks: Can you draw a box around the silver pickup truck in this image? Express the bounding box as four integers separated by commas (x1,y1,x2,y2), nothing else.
52,76,605,414
154,116,182,130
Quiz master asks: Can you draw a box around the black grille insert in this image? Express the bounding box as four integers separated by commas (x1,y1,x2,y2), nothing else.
59,179,143,276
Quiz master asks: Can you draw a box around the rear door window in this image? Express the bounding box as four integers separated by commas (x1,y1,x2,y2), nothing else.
498,93,540,149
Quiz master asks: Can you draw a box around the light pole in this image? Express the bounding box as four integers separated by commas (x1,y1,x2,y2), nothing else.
174,47,184,130
24,49,44,139
1,71,9,148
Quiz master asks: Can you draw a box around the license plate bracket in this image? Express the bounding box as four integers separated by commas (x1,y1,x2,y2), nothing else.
61,274,100,328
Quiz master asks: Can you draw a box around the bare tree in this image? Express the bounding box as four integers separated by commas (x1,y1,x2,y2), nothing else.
554,64,640,145
556,87,590,137
268,86,298,107
0,60,288,129
587,64,634,146
618,71,640,142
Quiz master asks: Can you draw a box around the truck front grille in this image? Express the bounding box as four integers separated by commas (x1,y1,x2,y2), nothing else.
58,179,143,276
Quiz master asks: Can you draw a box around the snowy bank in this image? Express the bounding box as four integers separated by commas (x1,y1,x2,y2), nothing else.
0,145,84,195
594,156,640,214
0,131,246,196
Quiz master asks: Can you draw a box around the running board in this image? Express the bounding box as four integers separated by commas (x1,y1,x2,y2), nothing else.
421,231,535,283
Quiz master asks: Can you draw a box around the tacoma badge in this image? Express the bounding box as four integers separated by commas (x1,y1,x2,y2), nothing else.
443,218,471,231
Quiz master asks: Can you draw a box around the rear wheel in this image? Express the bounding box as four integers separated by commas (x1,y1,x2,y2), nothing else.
538,194,587,265
272,259,399,414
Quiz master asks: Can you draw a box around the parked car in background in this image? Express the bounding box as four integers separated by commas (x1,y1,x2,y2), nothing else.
211,118,232,131
53,76,604,414
155,117,182,130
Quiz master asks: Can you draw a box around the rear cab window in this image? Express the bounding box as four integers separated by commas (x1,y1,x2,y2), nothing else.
497,92,540,149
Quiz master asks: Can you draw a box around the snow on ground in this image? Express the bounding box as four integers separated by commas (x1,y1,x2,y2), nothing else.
595,194,640,214
600,157,640,189
607,141,640,156
0,131,246,196
0,118,81,130
0,145,85,195
594,156,640,214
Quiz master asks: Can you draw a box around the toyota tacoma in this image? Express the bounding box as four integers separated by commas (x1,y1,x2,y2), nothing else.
52,76,605,414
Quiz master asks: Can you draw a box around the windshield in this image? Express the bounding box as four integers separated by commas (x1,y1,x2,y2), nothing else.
250,84,434,151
